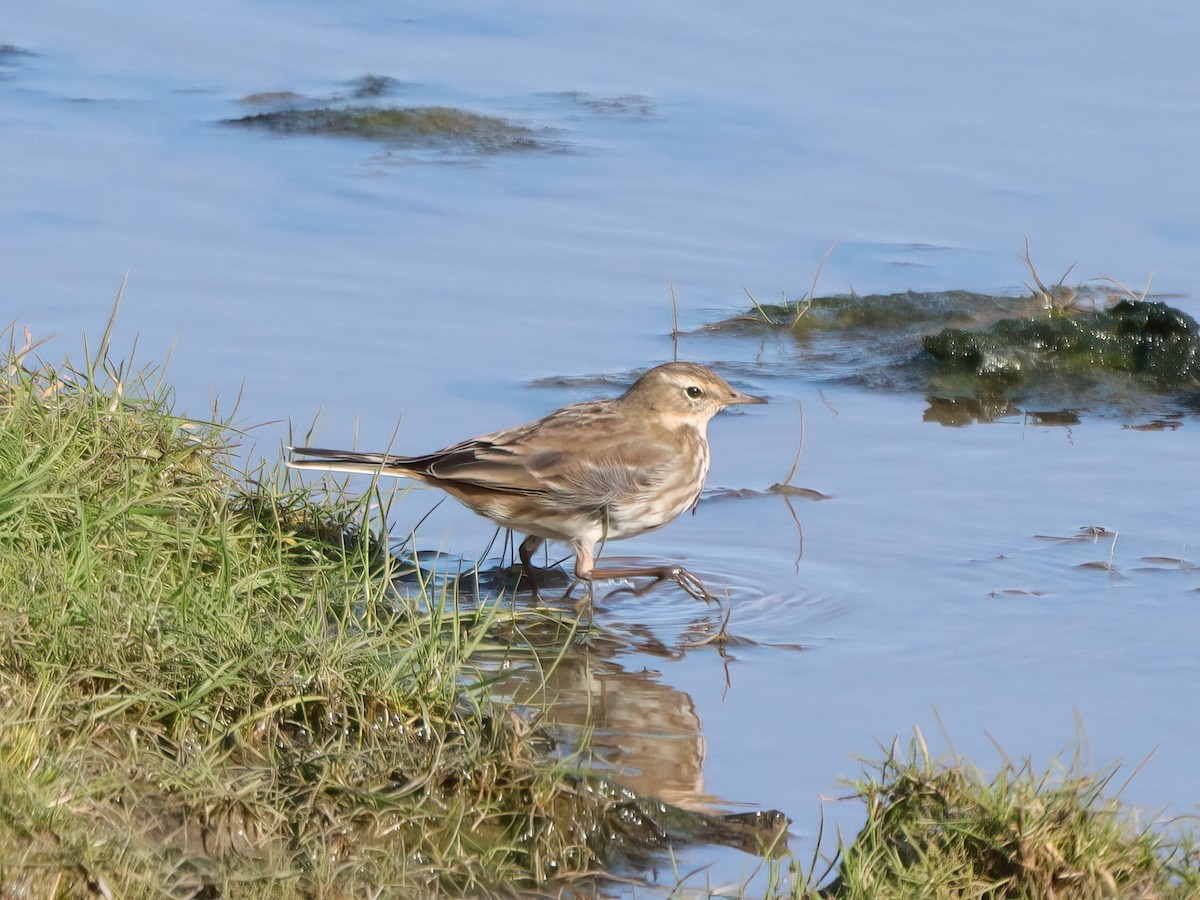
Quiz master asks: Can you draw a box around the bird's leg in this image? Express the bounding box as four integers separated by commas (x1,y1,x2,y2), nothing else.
518,535,544,600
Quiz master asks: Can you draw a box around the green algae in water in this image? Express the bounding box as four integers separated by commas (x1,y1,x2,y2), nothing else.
754,290,1009,333
227,104,548,152
924,300,1200,386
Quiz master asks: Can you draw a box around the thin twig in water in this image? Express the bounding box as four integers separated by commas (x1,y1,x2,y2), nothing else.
779,402,807,570
669,280,680,362
743,286,775,326
1020,236,1077,312
684,599,733,649
1089,272,1154,303
782,493,805,572
792,240,838,325
780,402,805,488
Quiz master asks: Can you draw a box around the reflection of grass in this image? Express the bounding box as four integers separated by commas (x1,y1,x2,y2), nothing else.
0,299,772,895
754,730,1200,898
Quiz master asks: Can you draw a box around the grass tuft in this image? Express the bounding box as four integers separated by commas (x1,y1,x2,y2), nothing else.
769,730,1200,899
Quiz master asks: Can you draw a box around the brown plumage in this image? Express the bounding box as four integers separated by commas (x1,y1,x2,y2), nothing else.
287,362,765,599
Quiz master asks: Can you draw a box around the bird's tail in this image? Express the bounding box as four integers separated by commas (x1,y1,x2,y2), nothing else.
286,446,414,477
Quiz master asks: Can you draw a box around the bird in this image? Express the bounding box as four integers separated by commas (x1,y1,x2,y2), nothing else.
287,362,765,600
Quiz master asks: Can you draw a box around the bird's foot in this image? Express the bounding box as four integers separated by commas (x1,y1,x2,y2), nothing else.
595,564,717,604
668,567,719,604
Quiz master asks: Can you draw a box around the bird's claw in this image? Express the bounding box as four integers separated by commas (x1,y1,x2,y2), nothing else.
671,567,718,603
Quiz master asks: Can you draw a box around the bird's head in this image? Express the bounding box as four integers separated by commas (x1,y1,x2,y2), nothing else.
622,362,766,426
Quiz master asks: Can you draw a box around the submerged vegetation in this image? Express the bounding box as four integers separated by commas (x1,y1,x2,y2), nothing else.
714,252,1200,423
226,74,552,153
229,105,547,152
924,299,1200,387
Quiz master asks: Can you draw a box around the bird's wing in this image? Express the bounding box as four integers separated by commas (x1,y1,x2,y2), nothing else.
414,439,546,493
418,400,681,503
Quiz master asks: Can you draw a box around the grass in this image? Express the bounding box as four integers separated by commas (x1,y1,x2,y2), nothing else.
759,729,1200,899
0,313,667,895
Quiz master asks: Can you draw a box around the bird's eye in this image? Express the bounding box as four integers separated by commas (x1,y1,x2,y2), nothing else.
686,386,703,398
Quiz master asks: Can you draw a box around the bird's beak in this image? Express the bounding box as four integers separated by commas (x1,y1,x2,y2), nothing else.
728,387,767,406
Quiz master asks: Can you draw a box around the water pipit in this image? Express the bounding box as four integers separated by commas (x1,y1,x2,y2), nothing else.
288,362,765,599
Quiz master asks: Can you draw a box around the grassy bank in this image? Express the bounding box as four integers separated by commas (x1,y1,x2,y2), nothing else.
0,321,655,895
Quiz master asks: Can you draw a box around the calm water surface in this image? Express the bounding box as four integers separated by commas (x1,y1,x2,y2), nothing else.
5,1,1199,890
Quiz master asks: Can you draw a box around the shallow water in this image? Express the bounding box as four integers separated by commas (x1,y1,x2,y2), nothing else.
5,1,1200,890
